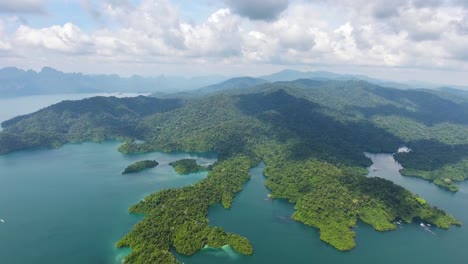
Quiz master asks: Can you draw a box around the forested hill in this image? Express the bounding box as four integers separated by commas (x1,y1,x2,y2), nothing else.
0,96,182,153
0,80,467,262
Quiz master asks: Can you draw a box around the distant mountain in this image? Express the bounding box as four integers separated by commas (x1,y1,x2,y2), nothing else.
195,77,269,94
261,69,369,82
259,69,465,90
0,67,227,97
437,87,468,99
154,77,270,98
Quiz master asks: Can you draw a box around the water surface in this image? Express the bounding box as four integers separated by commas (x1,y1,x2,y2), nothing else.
1,95,466,264
0,142,216,264
178,154,467,263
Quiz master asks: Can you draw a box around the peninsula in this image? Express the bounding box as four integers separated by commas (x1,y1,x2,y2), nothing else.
0,79,466,263
169,159,210,175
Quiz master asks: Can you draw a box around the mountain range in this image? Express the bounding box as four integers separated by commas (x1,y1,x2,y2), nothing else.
0,67,226,97
1,67,467,98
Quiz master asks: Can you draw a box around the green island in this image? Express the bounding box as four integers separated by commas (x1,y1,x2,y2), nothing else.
169,159,210,175
1,80,467,262
123,160,159,174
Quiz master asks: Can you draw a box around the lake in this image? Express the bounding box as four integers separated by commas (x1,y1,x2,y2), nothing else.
178,154,467,264
0,95,467,263
0,142,217,263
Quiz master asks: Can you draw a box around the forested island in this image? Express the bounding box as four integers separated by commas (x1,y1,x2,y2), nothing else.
169,159,209,175
0,79,467,263
123,160,159,174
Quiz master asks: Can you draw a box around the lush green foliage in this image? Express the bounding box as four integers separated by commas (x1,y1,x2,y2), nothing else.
1,80,466,261
400,160,468,192
117,156,254,263
395,140,468,191
0,96,182,154
118,139,155,154
122,160,159,174
258,142,460,250
169,159,209,175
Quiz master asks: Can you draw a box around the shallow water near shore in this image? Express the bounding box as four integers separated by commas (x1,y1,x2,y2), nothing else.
0,142,216,264
177,154,468,264
0,141,467,263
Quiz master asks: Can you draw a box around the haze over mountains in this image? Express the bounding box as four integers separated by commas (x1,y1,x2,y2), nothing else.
0,67,225,97
0,67,467,98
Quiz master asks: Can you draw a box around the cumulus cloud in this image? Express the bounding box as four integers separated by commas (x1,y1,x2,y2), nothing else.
14,23,93,54
0,19,12,52
0,0,468,79
224,0,289,21
0,0,46,14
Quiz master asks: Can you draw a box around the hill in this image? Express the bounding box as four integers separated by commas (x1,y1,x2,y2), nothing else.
0,80,466,263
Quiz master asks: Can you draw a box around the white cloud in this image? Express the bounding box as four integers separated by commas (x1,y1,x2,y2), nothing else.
0,0,466,83
14,23,93,54
0,19,12,52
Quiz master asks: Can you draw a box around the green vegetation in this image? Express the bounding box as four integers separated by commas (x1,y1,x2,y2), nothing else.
0,80,466,262
169,159,209,174
259,142,460,251
123,160,159,174
0,96,182,154
399,160,468,192
119,139,154,154
395,141,468,192
117,156,254,263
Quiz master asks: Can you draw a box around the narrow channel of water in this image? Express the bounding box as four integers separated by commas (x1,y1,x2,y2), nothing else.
178,154,467,264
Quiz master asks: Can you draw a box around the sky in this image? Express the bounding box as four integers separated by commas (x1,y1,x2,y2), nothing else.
0,0,467,85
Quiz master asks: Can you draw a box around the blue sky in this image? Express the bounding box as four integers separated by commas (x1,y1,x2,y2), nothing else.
0,0,467,85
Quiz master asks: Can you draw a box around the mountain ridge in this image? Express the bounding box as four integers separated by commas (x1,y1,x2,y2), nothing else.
0,79,465,263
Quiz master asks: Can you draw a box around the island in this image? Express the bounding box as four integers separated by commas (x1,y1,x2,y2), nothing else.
169,159,209,174
122,160,159,174
0,79,466,263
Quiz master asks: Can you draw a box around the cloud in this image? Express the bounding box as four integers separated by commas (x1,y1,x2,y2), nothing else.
0,19,12,52
14,23,94,54
223,0,289,21
80,0,102,22
0,0,468,81
0,0,46,14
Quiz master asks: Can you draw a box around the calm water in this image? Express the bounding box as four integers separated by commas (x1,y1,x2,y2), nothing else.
1,149,466,264
0,142,216,264
0,95,467,263
178,154,467,264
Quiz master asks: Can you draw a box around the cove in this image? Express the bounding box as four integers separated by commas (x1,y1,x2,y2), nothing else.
178,154,467,263
0,142,216,264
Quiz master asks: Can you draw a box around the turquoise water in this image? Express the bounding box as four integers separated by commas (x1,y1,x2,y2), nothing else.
0,142,216,264
178,155,467,264
1,95,467,263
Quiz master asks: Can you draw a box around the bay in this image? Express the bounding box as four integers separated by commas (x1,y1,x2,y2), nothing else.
0,142,216,264
1,95,467,263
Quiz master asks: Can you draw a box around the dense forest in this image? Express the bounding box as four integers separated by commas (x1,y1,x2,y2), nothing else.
122,160,159,174
1,80,467,263
169,159,210,175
